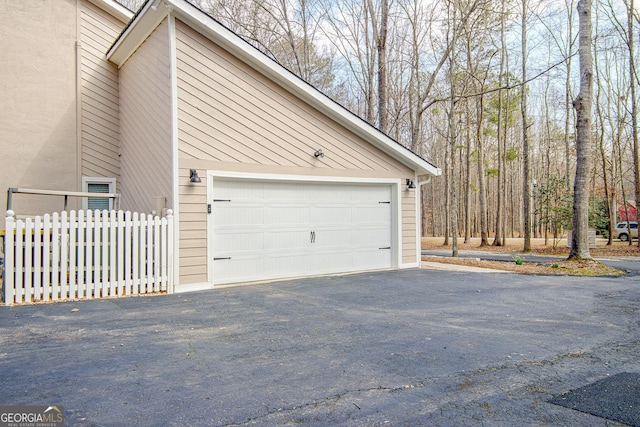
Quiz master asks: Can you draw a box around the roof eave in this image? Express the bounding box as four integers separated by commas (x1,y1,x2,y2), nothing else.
107,0,171,66
87,0,134,23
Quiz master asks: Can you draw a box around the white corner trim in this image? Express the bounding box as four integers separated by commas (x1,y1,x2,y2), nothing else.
206,170,402,185
169,15,180,289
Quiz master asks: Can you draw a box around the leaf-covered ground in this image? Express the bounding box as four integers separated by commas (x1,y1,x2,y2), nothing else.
422,237,636,276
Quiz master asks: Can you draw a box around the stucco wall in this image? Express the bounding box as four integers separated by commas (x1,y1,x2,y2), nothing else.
1,0,79,220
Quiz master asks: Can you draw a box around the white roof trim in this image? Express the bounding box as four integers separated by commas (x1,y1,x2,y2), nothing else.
107,0,441,176
87,0,134,23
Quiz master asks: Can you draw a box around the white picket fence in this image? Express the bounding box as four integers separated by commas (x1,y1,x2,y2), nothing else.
2,209,174,305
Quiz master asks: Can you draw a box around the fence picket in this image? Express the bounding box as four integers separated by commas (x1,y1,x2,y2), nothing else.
87,210,95,298
109,212,117,296
51,212,60,301
69,210,77,300
60,211,69,301
42,214,51,302
4,212,15,305
146,214,153,293
15,219,24,304
139,214,147,293
24,218,33,303
132,212,140,295
124,211,132,296
101,210,108,297
33,216,42,302
153,217,160,292
77,211,86,299
160,217,168,291
116,210,124,296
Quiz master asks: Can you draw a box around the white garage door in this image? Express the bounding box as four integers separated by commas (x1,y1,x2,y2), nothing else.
210,179,393,285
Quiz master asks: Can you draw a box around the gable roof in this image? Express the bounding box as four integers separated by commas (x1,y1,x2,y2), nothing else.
107,0,441,176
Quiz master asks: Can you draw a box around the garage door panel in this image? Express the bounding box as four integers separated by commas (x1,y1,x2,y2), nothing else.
215,204,264,226
313,228,352,247
267,183,311,202
353,228,390,246
264,253,311,276
215,180,263,201
352,186,390,202
310,205,352,224
354,206,390,224
313,185,352,201
311,251,353,273
264,230,311,251
353,249,391,270
264,205,310,225
214,231,263,253
214,258,264,283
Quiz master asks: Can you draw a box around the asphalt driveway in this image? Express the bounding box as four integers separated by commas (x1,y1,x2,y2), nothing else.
1,268,639,426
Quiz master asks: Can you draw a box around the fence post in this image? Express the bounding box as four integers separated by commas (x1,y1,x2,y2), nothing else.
4,210,16,305
166,209,174,294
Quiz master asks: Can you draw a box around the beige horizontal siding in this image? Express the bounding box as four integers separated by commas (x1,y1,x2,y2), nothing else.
402,190,417,264
118,19,173,214
178,167,208,283
175,21,410,173
79,0,124,184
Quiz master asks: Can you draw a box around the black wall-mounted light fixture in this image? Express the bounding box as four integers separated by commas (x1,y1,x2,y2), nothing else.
314,149,324,158
406,179,416,189
190,169,201,183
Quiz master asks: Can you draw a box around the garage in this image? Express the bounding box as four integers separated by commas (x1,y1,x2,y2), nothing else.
209,178,396,285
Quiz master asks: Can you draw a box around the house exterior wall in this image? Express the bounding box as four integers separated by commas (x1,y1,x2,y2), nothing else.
174,20,418,285
79,0,124,187
1,0,79,220
118,20,173,214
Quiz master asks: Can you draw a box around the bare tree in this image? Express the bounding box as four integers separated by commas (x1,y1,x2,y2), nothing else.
367,0,390,132
627,0,640,247
521,0,531,252
569,0,593,260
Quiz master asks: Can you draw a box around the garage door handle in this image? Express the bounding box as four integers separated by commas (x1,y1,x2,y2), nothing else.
379,246,391,250
310,231,316,243
214,257,231,261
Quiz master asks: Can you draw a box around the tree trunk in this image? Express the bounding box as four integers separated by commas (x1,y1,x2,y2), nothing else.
449,1,458,257
565,2,575,192
628,0,640,247
521,0,531,252
493,4,506,247
476,94,489,246
569,0,593,260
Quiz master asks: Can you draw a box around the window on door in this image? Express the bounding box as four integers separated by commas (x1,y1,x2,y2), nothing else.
82,177,116,211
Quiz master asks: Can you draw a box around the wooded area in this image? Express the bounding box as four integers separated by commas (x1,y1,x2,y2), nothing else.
121,0,640,254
